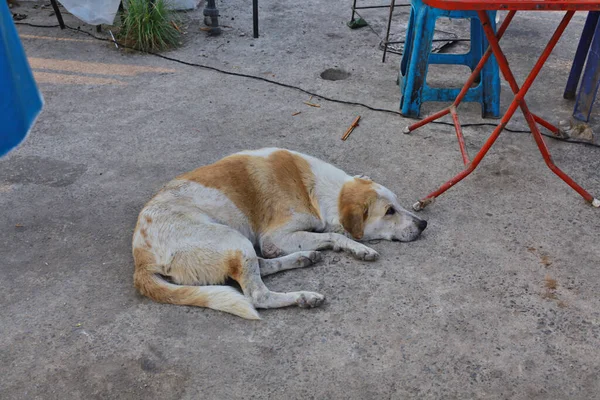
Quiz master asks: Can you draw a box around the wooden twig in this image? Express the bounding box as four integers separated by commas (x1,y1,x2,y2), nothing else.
303,95,320,108
171,21,182,33
342,116,361,141
292,111,301,116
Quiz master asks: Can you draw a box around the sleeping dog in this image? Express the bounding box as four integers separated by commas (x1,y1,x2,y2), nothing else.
133,148,427,319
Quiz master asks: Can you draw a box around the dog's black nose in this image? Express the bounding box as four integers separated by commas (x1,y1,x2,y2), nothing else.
417,219,428,231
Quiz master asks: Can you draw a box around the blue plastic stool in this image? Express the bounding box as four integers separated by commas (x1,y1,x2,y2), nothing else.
399,0,500,118
0,0,43,157
564,11,600,122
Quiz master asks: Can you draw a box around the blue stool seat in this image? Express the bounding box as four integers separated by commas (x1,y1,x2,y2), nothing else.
399,0,500,118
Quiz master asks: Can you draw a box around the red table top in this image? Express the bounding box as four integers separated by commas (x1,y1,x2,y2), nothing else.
422,0,600,11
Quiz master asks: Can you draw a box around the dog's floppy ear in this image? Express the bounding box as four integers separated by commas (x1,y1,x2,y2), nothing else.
339,179,376,240
339,204,368,240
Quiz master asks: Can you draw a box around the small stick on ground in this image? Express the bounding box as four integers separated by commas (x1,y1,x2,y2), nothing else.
292,111,301,116
303,96,320,108
171,21,182,33
304,101,320,108
342,116,361,141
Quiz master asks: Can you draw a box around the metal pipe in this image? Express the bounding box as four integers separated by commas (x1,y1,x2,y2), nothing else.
49,0,65,29
203,0,221,36
382,0,396,62
253,0,259,38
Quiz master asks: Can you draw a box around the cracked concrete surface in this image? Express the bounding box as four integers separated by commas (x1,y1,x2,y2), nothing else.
1,1,600,399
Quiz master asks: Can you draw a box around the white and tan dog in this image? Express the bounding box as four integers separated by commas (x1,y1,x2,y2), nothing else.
133,148,427,319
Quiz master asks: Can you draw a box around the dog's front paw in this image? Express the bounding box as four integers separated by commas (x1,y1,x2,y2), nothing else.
350,244,379,261
296,292,326,308
296,251,322,267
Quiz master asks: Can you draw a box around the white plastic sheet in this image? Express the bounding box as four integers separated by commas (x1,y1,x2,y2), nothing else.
58,0,121,25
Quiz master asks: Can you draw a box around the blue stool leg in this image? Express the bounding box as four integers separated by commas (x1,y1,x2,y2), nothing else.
401,6,436,118
565,11,600,100
399,5,417,88
399,2,500,117
467,15,484,94
469,17,483,72
481,11,500,118
400,6,417,79
573,21,600,122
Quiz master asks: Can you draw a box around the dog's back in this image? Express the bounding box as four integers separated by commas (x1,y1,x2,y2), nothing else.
176,149,322,235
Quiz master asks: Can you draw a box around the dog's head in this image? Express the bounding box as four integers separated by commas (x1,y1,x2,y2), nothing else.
338,176,427,242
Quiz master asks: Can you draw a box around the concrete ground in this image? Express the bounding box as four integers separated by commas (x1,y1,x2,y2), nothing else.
2,1,600,399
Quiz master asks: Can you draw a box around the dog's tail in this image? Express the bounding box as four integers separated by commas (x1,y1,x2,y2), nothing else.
133,266,260,320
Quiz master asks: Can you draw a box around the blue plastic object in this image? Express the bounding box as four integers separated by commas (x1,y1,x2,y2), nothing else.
564,11,600,122
0,1,43,158
399,0,500,118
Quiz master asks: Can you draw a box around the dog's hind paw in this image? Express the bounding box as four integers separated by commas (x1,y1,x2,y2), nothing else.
296,292,326,308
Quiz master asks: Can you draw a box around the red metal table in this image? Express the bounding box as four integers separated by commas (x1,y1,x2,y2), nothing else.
404,0,600,211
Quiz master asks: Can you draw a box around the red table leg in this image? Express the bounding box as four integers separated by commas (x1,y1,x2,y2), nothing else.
477,10,598,207
411,10,599,211
450,107,469,165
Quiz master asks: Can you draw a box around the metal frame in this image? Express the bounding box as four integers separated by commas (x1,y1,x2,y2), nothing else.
253,0,259,38
203,0,221,36
49,0,65,29
350,1,411,62
382,0,397,62
404,3,600,210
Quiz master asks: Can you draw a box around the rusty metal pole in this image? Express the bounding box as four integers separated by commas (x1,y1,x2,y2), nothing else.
49,0,65,29
253,0,259,38
203,0,221,36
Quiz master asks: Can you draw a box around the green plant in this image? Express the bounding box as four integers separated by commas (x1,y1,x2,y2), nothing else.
119,0,181,52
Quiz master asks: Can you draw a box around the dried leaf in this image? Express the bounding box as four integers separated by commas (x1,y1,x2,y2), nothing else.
544,275,558,290
540,255,552,267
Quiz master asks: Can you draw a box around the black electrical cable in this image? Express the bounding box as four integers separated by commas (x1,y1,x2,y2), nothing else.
14,21,600,149
15,22,62,28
